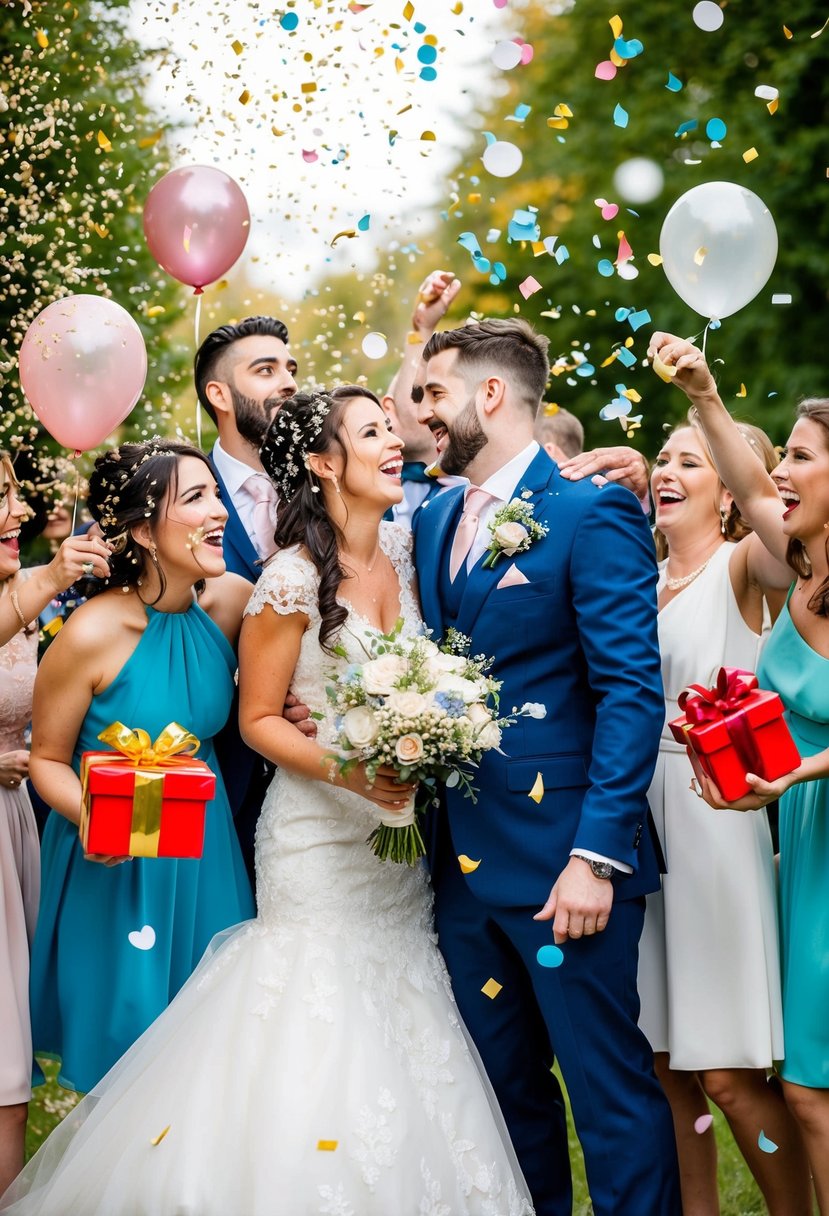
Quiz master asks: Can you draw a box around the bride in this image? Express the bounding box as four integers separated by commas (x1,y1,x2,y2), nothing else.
1,386,533,1216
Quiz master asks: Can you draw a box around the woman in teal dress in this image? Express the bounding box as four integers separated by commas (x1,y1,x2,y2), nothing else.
28,441,254,1094
651,331,829,1215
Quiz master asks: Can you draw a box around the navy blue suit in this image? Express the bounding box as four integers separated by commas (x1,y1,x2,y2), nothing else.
414,448,680,1215
212,456,270,885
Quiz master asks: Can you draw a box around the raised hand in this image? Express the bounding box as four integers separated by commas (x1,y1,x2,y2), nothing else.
647,331,719,402
46,532,112,595
412,271,462,337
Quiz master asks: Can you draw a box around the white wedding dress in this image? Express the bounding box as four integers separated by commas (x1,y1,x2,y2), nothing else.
2,523,533,1216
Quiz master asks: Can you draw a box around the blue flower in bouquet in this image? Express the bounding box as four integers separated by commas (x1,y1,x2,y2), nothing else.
434,691,466,718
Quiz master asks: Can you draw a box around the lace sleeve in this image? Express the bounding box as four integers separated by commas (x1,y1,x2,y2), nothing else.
244,549,320,622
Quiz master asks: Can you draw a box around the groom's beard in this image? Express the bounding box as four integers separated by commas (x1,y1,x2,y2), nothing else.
231,387,282,449
439,394,488,476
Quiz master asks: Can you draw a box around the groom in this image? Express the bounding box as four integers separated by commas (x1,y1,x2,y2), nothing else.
414,319,680,1215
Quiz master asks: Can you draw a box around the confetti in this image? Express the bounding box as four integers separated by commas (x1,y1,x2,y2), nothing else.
652,352,678,382
481,978,503,999
692,2,725,32
675,119,698,137
743,147,759,162
150,1125,171,1146
811,16,829,38
529,772,544,803
537,945,564,968
128,925,156,951
361,332,388,360
736,384,747,398
317,1139,339,1151
231,39,244,55
771,293,792,304
594,198,619,221
755,85,779,102
613,103,629,128
598,259,615,277
492,40,523,70
613,36,644,59
647,253,664,266
482,141,523,178
694,246,708,266
330,229,357,246
458,854,481,873
280,12,299,31
595,60,617,81
238,89,251,105
519,276,542,299
758,1130,778,1153
627,309,651,331
666,71,683,92
694,1114,714,1134
706,117,727,141
35,28,48,48
97,130,112,152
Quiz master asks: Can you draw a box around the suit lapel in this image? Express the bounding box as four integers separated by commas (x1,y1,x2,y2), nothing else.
456,449,557,637
414,484,464,636
211,458,260,583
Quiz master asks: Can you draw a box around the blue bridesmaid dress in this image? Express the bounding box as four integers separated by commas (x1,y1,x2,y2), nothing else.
757,593,829,1088
29,603,255,1093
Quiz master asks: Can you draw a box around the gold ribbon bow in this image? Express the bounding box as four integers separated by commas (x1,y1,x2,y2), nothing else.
97,721,201,765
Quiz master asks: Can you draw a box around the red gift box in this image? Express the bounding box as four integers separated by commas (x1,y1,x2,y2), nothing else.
669,667,801,802
80,722,216,859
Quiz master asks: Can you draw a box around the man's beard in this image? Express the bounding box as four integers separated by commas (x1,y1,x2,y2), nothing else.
231,387,282,449
439,394,488,476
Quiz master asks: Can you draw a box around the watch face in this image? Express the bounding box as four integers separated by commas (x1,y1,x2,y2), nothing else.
590,861,614,880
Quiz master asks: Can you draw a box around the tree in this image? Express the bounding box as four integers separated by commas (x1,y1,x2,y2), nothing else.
0,0,190,475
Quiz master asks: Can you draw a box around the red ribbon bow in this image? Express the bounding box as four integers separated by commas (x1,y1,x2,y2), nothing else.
678,667,759,725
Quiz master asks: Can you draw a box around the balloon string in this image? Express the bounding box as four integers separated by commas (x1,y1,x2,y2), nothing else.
194,292,203,449
70,459,81,535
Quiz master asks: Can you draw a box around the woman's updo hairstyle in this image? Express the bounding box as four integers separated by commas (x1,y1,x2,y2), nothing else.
262,385,382,651
87,438,215,603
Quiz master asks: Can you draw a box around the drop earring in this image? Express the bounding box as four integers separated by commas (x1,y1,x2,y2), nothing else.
332,475,341,496
719,507,728,536
149,542,159,563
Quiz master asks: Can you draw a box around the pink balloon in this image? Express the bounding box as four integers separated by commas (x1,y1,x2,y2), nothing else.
18,295,147,452
143,165,251,291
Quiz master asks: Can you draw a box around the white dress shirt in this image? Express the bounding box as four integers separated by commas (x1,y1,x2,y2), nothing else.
212,439,278,560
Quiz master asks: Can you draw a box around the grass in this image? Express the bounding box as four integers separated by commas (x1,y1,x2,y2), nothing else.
27,1059,766,1213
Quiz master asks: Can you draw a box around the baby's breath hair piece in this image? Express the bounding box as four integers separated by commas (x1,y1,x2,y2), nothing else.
260,392,334,504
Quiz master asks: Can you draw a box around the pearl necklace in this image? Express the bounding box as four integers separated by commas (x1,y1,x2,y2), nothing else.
664,555,714,591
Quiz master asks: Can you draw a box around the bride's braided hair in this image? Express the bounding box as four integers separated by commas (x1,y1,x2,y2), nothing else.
261,386,382,651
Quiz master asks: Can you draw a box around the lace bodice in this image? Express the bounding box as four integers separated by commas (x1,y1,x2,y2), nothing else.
0,577,37,752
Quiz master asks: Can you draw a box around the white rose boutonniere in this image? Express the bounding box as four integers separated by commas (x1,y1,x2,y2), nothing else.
483,495,549,569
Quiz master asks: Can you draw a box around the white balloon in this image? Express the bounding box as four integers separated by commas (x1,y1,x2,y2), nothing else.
491,40,522,70
659,181,778,320
692,1,724,31
482,140,523,178
613,157,665,204
361,332,388,360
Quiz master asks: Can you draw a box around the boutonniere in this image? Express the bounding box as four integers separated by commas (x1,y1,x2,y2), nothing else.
483,493,549,569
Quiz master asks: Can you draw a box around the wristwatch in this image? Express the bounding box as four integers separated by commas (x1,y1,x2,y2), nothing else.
572,854,615,881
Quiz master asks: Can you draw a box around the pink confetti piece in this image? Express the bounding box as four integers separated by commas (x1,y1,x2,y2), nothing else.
519,275,542,299
616,232,633,264
595,60,617,81
594,198,619,221
694,1114,714,1134
302,149,318,163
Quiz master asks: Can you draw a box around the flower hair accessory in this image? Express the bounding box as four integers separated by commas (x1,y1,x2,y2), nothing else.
483,494,548,569
260,391,333,503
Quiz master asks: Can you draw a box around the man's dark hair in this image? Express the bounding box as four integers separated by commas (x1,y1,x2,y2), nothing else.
194,316,290,424
422,318,550,414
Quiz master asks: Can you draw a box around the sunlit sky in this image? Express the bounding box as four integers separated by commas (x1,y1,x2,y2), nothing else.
131,0,515,296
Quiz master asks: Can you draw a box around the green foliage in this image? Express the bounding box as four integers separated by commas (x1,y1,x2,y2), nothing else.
433,0,829,453
0,0,191,464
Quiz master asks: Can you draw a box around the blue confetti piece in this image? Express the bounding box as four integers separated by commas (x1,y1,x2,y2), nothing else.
576,363,596,377
537,944,564,968
600,397,632,421
613,36,644,59
615,307,632,322
628,309,652,332
473,255,491,273
597,259,615,277
482,130,497,147
666,71,683,92
417,43,437,65
413,20,426,33
706,117,727,141
357,214,370,231
554,244,570,265
280,11,299,30
613,103,629,128
492,262,506,281
675,118,698,137
458,231,482,255
419,66,437,81
758,1130,778,1154
615,346,637,367
505,103,532,123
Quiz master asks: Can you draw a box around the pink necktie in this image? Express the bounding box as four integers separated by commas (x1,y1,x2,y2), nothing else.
246,473,278,559
449,487,494,582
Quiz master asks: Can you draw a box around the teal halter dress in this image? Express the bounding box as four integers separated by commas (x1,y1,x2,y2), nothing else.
29,603,255,1093
757,593,829,1088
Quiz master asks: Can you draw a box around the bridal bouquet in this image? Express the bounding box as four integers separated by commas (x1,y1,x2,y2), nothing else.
326,625,524,864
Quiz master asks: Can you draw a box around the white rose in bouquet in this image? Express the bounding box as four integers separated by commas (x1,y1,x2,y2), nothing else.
476,720,503,750
492,521,529,555
387,690,430,717
362,654,408,695
342,705,380,747
395,733,425,765
429,650,467,674
466,701,492,727
436,673,485,703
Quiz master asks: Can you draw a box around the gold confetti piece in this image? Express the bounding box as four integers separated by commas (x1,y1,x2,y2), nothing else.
89,222,109,238
736,383,747,398
403,0,414,18
420,130,436,141
812,15,829,38
767,97,779,115
620,416,642,435
652,352,677,383
317,1140,338,1151
451,1,463,12
407,331,424,344
394,56,404,72
231,39,244,55
352,311,366,323
622,387,642,403
330,228,357,246
647,253,663,267
610,13,623,38
458,854,481,874
609,47,626,67
150,1125,171,1147
783,24,792,38
238,89,251,105
743,146,759,163
35,28,48,48
481,978,503,999
554,103,573,118
97,130,112,151
271,126,285,136
146,306,166,318
43,617,63,638
693,246,708,266
301,81,317,93
467,192,480,203
543,403,560,416
138,131,163,148
547,117,569,131
529,772,544,804
600,352,619,368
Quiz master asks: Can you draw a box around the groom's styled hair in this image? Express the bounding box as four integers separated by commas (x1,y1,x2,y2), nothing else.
422,318,550,415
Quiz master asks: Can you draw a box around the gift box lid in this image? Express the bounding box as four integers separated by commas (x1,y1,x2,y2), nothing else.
669,688,785,756
81,751,216,800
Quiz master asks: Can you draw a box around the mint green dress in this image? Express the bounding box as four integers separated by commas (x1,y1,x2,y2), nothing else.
757,595,829,1087
29,603,255,1093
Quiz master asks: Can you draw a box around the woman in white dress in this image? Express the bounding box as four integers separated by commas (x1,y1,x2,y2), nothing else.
0,388,533,1216
638,415,810,1215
